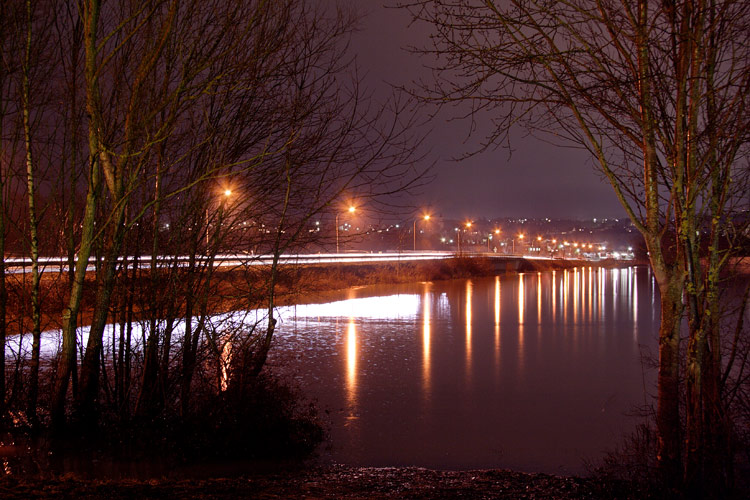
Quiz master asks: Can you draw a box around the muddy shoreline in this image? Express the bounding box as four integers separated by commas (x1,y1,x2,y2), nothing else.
0,465,654,499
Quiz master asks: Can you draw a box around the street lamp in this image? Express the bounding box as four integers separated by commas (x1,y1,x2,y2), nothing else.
414,214,431,251
455,222,471,254
513,233,525,254
336,205,356,253
458,222,471,254
207,188,233,250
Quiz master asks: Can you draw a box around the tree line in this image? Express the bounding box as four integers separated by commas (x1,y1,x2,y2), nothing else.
0,0,423,445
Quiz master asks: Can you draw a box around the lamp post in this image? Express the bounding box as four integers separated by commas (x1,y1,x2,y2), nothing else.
336,205,356,253
457,221,471,255
207,189,232,251
489,229,500,252
413,214,431,251
513,233,524,254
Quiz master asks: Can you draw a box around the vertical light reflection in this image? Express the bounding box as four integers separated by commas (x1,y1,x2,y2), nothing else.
633,268,639,339
346,319,357,408
537,272,542,324
518,274,525,324
552,270,557,323
494,276,501,366
563,269,569,323
613,269,619,320
598,268,607,320
220,341,232,392
518,274,525,357
628,267,633,298
494,276,501,325
588,267,593,322
573,268,579,324
465,280,473,370
422,287,431,392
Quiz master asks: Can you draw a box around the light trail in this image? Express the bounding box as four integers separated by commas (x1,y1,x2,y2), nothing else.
3,251,560,274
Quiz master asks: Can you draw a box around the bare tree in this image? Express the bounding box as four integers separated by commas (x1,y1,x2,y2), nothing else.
0,0,424,462
0,0,12,420
402,0,749,492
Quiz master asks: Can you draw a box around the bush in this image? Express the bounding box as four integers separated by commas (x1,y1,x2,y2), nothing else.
176,373,324,461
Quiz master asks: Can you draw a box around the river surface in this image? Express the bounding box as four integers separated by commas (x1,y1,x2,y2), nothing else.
269,266,660,475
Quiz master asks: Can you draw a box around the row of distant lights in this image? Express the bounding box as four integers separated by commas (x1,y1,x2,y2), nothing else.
212,194,623,231
200,198,635,254
307,208,633,252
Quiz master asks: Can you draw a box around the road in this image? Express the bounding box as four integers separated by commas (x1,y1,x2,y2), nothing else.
3,251,553,275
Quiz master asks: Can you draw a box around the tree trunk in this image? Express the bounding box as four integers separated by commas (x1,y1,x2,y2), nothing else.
22,0,42,425
51,164,99,431
655,271,684,489
136,160,163,418
76,221,126,423
0,21,6,416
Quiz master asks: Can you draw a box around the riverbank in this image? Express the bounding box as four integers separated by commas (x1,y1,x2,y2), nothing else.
0,464,655,499
270,255,635,307
5,255,635,331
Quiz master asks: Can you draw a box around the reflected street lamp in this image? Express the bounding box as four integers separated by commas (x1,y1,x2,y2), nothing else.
336,205,356,253
413,214,431,251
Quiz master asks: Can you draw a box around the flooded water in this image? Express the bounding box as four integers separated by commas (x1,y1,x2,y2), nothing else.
270,266,660,475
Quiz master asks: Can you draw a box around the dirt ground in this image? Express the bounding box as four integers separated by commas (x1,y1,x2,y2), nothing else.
0,465,652,499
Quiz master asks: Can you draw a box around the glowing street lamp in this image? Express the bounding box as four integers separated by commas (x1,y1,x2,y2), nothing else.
513,233,525,254
336,205,356,253
456,221,472,254
414,214,431,251
207,188,233,250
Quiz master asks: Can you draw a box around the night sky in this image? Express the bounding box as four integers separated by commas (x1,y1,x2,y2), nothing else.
350,1,627,220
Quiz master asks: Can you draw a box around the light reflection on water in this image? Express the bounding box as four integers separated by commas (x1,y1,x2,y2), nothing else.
422,283,431,395
270,267,659,474
12,265,660,476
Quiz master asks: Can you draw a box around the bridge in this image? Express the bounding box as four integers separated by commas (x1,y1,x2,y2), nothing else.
4,251,597,275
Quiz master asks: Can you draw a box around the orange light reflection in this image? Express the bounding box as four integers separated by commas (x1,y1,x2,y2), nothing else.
518,274,525,358
537,272,542,324
346,319,357,408
220,340,232,392
573,268,579,324
465,280,473,369
494,276,501,369
422,287,431,392
552,270,557,322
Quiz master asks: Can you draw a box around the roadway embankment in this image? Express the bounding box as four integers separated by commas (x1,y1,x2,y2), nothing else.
5,255,636,331
272,255,634,306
